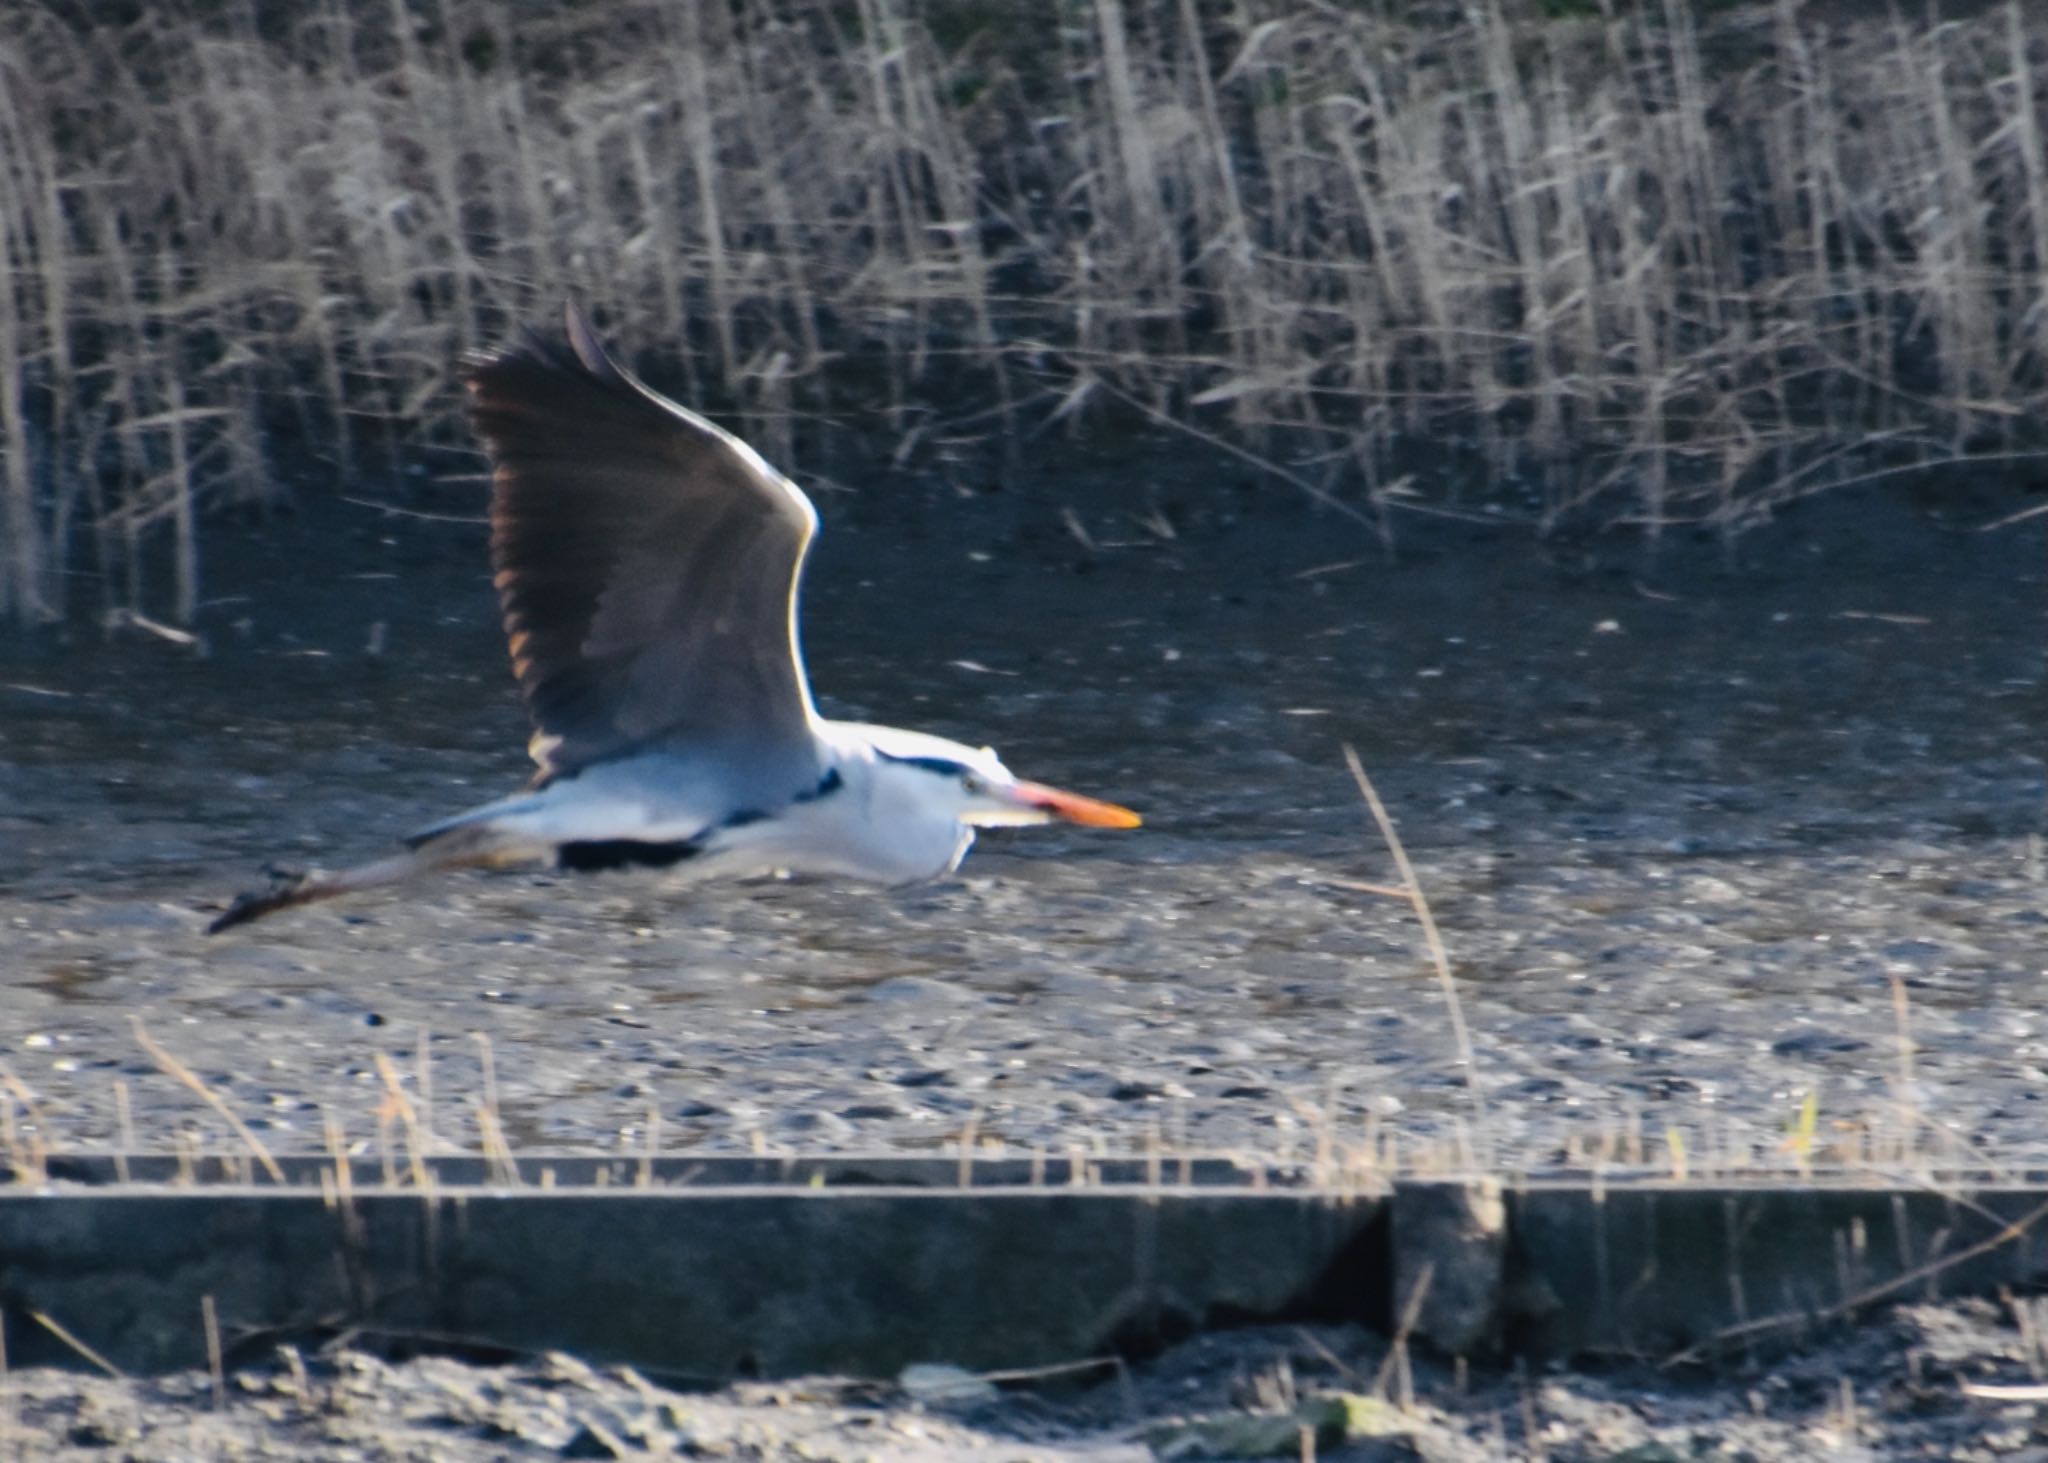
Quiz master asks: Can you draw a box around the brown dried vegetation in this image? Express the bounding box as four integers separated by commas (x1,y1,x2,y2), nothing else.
2,0,2044,626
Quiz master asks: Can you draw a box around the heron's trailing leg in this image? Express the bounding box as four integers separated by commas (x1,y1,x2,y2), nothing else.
207,827,537,934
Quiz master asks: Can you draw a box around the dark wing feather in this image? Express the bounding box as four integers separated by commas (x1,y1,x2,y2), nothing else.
466,307,823,789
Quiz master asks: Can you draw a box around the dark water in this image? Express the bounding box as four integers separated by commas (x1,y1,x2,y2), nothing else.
0,465,2042,1171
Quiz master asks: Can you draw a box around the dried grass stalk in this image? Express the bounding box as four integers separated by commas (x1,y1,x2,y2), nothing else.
1,2,2045,626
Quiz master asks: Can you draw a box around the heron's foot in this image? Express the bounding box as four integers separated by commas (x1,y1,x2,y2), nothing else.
206,866,312,936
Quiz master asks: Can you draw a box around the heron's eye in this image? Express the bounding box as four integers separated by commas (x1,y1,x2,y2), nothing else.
962,774,988,796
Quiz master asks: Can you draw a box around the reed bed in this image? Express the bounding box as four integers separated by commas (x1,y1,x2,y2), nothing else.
1,0,2043,627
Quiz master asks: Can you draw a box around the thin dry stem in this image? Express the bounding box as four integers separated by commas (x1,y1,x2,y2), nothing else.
130,1017,283,1184
370,1053,431,1191
5,4,2045,625
201,1294,224,1410
1342,745,1480,1121
28,1311,123,1380
1665,1195,2048,1366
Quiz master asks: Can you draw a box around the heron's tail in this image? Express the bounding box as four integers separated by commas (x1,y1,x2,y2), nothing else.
206,824,537,934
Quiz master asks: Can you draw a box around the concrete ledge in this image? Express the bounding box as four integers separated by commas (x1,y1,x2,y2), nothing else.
27,1152,1329,1190
0,1174,1382,1376
2,1157,2043,1376
1501,1179,2048,1361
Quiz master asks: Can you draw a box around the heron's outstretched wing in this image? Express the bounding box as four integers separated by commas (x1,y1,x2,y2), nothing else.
466,307,824,792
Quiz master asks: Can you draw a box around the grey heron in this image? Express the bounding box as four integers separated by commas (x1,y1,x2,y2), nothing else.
208,308,1139,934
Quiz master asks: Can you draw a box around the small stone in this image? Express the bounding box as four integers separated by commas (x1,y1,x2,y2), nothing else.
898,1362,999,1406
861,976,965,1005
1770,1030,1868,1057
559,1417,632,1459
537,1352,599,1389
776,1110,853,1138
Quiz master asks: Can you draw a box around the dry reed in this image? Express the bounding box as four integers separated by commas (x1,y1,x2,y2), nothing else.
1,1,2045,627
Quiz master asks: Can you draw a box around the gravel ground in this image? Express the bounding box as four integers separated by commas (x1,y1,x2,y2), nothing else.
8,1300,2048,1460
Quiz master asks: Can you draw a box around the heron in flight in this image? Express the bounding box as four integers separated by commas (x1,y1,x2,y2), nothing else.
209,309,1139,933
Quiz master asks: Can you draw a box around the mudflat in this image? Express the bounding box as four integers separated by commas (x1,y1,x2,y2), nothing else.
4,464,2041,1169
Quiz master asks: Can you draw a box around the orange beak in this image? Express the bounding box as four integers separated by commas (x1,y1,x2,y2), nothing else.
1010,780,1143,829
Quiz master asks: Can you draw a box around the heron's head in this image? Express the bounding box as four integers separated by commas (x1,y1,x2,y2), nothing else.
864,729,1141,830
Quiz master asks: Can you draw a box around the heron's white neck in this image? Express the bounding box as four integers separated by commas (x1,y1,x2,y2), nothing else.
709,721,987,884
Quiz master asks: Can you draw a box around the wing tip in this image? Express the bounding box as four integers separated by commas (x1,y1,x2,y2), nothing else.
563,303,611,374
465,303,625,392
